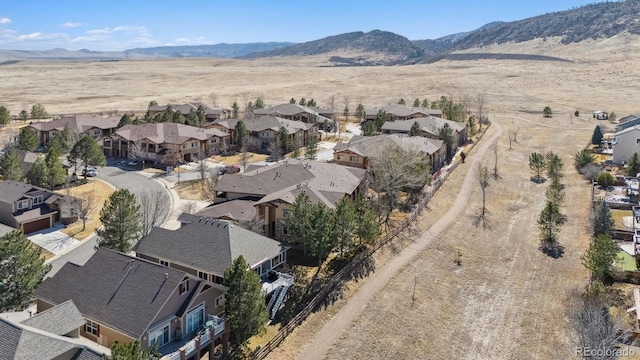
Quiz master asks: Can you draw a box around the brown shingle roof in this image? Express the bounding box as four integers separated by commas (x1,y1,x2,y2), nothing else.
380,116,465,135
366,104,442,118
30,114,119,133
115,122,228,144
335,134,443,156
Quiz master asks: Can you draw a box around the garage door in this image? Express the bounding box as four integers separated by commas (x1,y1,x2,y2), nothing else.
22,217,51,234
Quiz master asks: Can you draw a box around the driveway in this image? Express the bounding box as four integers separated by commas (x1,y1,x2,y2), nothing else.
28,224,79,255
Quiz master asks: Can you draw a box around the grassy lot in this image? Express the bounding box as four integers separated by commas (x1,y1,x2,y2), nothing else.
612,209,633,230
211,152,269,165
61,179,114,240
174,179,208,201
615,250,637,271
35,244,55,261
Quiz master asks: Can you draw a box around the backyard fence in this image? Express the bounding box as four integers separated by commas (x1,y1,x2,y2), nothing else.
230,125,490,360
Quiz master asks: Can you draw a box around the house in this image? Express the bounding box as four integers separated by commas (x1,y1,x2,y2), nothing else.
33,247,225,354
14,149,40,177
0,181,81,233
333,134,447,173
365,104,443,121
0,316,104,360
617,115,640,132
149,103,229,121
194,197,259,223
254,103,334,126
214,159,367,239
104,122,230,164
593,111,609,120
209,116,318,151
612,125,640,164
380,116,468,147
136,214,289,284
29,114,120,147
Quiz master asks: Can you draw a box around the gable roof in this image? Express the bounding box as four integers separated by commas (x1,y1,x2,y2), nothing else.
137,215,287,276
194,198,258,223
367,104,442,117
243,116,315,133
0,181,39,203
334,134,444,157
30,114,120,133
149,102,227,116
14,149,40,175
380,116,465,135
614,124,640,136
33,248,195,339
115,122,227,144
0,318,103,360
618,114,640,125
21,300,85,336
254,103,332,123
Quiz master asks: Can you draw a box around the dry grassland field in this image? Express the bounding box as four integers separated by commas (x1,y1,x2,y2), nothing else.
2,36,640,359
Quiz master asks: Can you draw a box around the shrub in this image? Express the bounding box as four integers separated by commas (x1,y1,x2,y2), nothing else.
596,172,614,187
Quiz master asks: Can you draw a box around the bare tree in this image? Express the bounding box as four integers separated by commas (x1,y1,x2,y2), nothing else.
209,92,218,107
78,186,97,232
138,189,170,236
512,126,520,143
491,141,499,179
370,143,431,225
476,163,490,228
341,96,351,140
201,168,221,201
476,92,486,130
328,95,337,136
240,143,250,172
460,93,473,119
181,201,197,215
129,140,145,162
238,214,265,235
508,130,513,150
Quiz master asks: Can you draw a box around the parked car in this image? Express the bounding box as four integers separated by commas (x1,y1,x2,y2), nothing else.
219,165,241,174
83,168,97,177
127,160,137,166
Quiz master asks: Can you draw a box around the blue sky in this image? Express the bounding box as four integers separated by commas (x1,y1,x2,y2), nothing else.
0,0,597,51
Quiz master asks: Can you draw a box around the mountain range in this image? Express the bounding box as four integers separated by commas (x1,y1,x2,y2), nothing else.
1,1,638,63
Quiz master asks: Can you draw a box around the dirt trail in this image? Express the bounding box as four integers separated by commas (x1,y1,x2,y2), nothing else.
296,122,504,360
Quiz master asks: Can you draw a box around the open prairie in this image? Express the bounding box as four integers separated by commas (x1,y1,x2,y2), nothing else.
2,37,639,359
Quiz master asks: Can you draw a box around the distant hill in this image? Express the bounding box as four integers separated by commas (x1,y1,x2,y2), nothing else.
0,48,124,60
412,22,504,55
453,1,640,49
242,30,425,60
124,42,294,58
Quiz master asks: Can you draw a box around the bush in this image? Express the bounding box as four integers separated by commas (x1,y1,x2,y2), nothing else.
575,149,595,169
596,172,614,187
579,163,602,181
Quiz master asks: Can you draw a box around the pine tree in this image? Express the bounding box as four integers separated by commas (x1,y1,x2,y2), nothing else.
304,136,318,160
284,194,313,246
398,98,406,105
529,152,546,182
27,158,47,187
19,110,29,121
231,101,240,119
96,189,142,253
48,126,73,153
234,120,248,148
413,98,420,108
277,126,290,154
17,127,38,151
333,197,356,258
107,341,160,360
69,134,106,172
43,147,66,190
591,125,603,146
0,230,51,312
538,201,563,251
30,103,46,120
355,104,365,121
581,234,618,282
437,123,455,162
0,106,10,127
118,114,132,128
307,203,335,266
409,121,421,136
0,149,23,181
592,201,615,238
224,256,269,349
627,153,640,177
353,194,380,247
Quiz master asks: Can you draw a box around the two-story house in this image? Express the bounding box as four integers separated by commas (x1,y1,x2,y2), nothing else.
365,104,443,121
104,122,230,164
30,114,120,147
616,114,640,132
0,181,81,233
612,125,640,164
381,116,468,147
149,103,229,121
33,248,225,356
333,134,446,174
214,159,367,240
254,103,334,126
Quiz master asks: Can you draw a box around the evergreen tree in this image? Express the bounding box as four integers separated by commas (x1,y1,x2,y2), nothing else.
27,158,47,187
591,125,603,146
545,151,564,186
18,110,29,121
108,341,160,360
48,126,73,154
43,147,65,190
592,201,615,238
231,101,240,119
409,121,421,136
0,149,23,181
355,103,365,121
421,98,429,108
398,98,406,105
581,234,618,282
69,134,106,173
17,127,38,151
437,123,455,162
196,105,207,126
0,106,10,127
117,113,132,128
224,256,269,350
30,103,46,120
597,172,614,187
374,110,388,130
627,153,640,177
353,194,380,247
186,109,199,127
574,149,595,169
96,189,142,253
277,126,291,154
307,203,335,266
543,106,552,118
255,97,265,109
307,98,317,107
362,121,377,136
284,194,313,246
333,197,356,258
234,120,248,148
538,201,563,251
304,135,318,160
0,230,51,312
289,98,296,104
298,97,306,106
529,152,546,182
413,98,420,108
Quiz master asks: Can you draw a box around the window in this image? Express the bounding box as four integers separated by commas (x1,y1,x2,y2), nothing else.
93,130,101,136
282,209,289,218
85,320,99,336
212,275,224,284
16,200,29,210
192,141,198,148
149,325,170,347
179,280,189,295
261,141,269,148
261,132,269,138
337,155,342,160
198,271,208,281
104,140,111,147
271,253,284,268
70,206,79,217
215,295,225,307
211,138,217,143
160,259,169,267
282,225,288,236
350,156,357,162
182,144,187,149
186,305,204,334
33,195,43,205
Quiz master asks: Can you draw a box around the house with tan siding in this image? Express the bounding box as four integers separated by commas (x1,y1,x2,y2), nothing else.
149,103,229,121
333,134,446,173
381,116,468,147
365,104,443,121
33,248,225,356
30,114,120,147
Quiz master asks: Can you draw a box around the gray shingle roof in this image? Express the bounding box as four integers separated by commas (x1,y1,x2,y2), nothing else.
195,198,258,222
254,104,332,123
0,318,101,360
137,216,287,276
0,181,40,203
366,104,442,118
30,115,120,133
380,116,465,135
149,103,227,116
33,248,194,339
115,122,228,144
334,134,443,157
21,299,85,336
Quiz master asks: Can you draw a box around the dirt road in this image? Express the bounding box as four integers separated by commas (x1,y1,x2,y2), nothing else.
296,122,504,360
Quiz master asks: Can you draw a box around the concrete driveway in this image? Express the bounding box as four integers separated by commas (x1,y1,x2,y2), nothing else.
28,224,79,255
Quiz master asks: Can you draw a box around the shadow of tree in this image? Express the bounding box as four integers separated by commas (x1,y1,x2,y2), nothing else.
540,243,565,258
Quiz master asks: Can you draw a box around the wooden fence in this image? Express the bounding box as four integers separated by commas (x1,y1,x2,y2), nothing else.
229,125,490,360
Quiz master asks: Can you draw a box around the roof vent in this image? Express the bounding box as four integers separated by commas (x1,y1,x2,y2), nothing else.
165,273,169,279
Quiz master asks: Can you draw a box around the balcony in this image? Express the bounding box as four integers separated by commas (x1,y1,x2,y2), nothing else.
160,315,224,360
261,272,294,295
